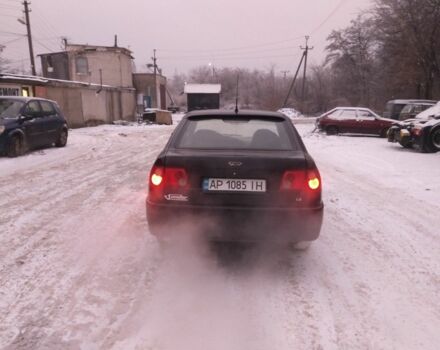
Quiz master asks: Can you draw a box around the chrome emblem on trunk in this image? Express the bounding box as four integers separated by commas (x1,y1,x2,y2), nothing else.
228,161,242,167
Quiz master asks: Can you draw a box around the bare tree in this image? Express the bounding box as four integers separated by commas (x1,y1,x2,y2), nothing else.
325,14,377,107
374,0,440,99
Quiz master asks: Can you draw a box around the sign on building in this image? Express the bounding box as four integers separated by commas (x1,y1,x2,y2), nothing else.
0,85,20,96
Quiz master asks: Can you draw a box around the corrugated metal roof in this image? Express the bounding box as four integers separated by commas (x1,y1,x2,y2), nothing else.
184,84,221,94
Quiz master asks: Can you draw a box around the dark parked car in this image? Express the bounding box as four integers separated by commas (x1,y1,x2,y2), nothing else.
146,110,323,249
388,102,440,152
398,102,436,121
316,107,394,137
0,96,68,157
383,99,436,120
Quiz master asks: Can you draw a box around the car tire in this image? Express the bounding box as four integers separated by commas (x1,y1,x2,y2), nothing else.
7,135,23,158
326,126,338,135
291,241,312,251
398,140,413,148
429,127,440,152
55,129,68,147
380,128,389,138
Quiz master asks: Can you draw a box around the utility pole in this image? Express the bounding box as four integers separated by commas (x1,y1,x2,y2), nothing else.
23,1,36,76
300,36,313,108
281,70,290,80
152,49,158,108
283,52,306,108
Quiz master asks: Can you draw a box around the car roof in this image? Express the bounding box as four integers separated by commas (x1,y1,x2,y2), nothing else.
386,99,437,104
0,96,56,103
332,106,372,110
184,109,288,121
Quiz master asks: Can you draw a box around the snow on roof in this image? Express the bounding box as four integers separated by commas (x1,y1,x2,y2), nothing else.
184,84,221,94
387,99,436,104
415,101,440,119
0,73,48,83
0,73,135,91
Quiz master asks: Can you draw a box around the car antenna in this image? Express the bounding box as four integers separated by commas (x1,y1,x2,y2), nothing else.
234,73,240,114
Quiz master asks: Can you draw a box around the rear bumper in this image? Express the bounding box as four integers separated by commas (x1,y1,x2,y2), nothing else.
146,199,324,243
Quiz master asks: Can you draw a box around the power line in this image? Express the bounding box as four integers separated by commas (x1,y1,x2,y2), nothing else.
34,38,55,53
310,0,349,35
0,4,21,11
0,30,26,36
158,45,305,60
0,13,20,18
157,35,304,54
0,36,24,45
159,52,302,62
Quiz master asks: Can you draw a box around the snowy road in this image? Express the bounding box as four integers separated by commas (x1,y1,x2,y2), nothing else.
0,120,439,349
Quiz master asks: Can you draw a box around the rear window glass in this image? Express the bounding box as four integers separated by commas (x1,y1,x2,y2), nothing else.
176,117,297,150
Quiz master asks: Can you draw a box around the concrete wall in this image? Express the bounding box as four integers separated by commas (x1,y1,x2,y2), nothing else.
36,84,136,128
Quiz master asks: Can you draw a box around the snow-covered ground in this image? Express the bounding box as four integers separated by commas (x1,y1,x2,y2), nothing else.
0,118,439,349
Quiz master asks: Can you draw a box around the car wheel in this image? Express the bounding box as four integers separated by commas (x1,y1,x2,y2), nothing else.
326,126,338,135
429,127,440,152
55,129,68,147
7,135,23,157
291,241,312,251
398,139,413,148
380,128,389,138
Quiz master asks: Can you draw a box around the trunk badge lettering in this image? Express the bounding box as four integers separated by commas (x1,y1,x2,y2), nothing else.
164,194,189,202
228,161,242,167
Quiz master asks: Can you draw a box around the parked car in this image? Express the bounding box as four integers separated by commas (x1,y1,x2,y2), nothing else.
316,107,394,137
0,96,68,157
146,109,323,249
277,107,302,119
398,101,437,121
388,101,440,152
383,99,436,120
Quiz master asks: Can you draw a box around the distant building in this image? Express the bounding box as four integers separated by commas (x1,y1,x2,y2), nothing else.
133,73,167,111
184,83,221,111
39,43,134,88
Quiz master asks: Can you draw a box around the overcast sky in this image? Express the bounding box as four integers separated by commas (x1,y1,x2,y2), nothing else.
1,0,372,77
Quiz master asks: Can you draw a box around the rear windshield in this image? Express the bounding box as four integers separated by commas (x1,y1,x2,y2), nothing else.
385,102,406,116
176,117,298,150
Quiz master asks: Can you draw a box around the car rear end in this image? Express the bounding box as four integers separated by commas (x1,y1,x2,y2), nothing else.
146,111,323,244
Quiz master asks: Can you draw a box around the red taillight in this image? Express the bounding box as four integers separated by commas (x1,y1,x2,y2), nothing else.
307,170,321,190
148,165,189,200
280,169,321,191
150,166,164,187
164,168,189,188
280,170,306,191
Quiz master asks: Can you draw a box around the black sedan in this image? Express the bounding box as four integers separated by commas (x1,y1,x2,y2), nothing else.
146,110,324,249
410,118,440,152
387,102,440,152
0,96,68,157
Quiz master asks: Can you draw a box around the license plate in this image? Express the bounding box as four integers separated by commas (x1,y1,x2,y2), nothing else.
203,178,266,192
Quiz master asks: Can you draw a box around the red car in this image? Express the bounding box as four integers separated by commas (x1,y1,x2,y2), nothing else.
316,107,394,137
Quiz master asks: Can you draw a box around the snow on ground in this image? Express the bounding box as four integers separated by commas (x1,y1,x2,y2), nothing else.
0,118,439,349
